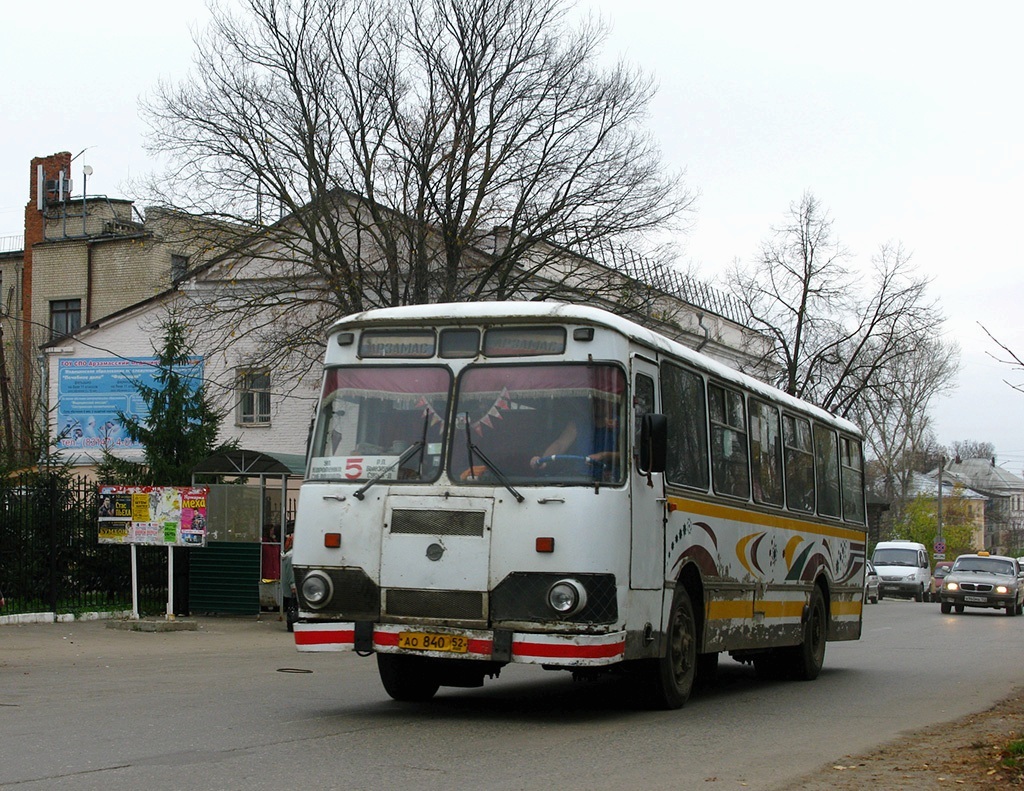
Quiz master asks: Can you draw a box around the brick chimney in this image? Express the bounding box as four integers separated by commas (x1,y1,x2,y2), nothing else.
21,151,72,430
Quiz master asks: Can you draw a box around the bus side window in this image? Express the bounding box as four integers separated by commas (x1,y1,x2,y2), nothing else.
783,414,815,512
840,436,865,524
709,383,750,499
749,398,783,506
814,425,841,518
634,373,656,472
661,363,709,490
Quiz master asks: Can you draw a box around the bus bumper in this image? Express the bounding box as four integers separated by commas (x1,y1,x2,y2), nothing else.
294,621,626,667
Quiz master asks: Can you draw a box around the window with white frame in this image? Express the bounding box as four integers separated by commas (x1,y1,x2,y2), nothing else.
237,369,271,425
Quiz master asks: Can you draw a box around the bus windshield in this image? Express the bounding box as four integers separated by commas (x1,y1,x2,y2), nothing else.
308,366,451,482
450,363,626,486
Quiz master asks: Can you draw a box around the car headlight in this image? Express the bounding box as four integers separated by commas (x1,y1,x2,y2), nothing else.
996,585,1010,594
945,582,959,592
547,578,588,617
300,570,333,609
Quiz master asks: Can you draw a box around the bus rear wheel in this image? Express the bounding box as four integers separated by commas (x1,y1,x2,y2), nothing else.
643,586,697,709
377,654,441,702
790,585,827,680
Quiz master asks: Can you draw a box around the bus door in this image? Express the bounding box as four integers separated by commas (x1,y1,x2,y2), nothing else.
630,356,664,590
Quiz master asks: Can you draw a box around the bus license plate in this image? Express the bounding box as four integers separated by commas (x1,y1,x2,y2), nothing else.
397,632,469,653
964,595,987,603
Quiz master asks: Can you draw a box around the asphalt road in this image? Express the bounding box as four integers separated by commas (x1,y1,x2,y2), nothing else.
2,598,1022,791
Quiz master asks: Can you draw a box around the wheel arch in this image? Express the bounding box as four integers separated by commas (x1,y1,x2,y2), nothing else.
676,561,708,652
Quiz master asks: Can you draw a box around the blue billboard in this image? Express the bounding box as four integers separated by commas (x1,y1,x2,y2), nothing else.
56,356,204,451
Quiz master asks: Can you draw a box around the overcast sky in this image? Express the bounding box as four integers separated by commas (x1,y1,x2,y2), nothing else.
3,1,1022,470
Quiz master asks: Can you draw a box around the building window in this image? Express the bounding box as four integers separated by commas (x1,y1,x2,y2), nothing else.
50,299,81,338
237,369,271,425
171,254,190,281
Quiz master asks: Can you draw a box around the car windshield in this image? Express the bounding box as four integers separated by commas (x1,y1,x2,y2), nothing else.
308,366,450,482
450,363,626,486
873,548,918,566
951,558,1015,576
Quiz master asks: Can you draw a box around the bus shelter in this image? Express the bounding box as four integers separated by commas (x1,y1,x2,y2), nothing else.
189,449,305,615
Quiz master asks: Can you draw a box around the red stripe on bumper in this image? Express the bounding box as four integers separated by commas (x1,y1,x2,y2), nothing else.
294,628,354,647
512,639,625,659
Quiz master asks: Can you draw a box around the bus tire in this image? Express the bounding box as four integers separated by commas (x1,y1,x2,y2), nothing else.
376,654,441,702
790,585,827,681
644,586,697,709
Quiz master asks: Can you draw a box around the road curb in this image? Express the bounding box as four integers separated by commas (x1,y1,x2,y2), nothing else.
0,609,134,626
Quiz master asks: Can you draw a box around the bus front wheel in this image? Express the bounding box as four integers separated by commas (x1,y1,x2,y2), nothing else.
643,586,697,709
377,654,441,702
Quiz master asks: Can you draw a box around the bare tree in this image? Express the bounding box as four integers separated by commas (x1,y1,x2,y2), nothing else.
141,0,693,380
727,192,945,419
947,439,996,462
854,336,960,522
980,323,1024,395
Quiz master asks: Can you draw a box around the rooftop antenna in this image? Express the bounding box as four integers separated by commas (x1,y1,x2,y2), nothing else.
82,164,93,234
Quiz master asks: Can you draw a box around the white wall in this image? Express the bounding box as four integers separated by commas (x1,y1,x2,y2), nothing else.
45,294,322,468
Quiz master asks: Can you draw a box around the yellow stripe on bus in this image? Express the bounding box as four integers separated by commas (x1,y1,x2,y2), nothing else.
667,495,866,541
708,599,861,620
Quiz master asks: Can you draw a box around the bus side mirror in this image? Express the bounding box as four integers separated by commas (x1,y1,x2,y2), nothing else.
639,413,667,473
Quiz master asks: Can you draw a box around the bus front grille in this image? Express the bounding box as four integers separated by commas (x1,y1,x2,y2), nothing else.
390,509,486,537
385,588,485,621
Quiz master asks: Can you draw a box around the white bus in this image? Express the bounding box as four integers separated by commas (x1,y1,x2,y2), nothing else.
292,302,867,708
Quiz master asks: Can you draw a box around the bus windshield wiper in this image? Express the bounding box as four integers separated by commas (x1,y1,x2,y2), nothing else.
462,412,524,503
353,415,430,500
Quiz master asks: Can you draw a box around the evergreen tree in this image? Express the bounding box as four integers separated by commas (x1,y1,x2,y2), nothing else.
99,317,235,486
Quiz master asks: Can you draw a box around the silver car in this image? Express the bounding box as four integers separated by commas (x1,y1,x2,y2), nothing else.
939,552,1024,616
863,559,880,604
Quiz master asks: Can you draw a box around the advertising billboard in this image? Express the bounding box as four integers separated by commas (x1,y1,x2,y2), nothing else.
57,356,204,451
98,485,209,547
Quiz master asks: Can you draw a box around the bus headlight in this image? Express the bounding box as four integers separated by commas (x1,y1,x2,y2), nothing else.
547,578,588,617
301,571,334,609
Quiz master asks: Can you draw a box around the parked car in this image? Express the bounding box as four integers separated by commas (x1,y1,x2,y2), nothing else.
863,559,880,604
938,552,1024,616
929,560,954,600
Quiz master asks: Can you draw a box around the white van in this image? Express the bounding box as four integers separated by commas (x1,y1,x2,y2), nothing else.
872,541,931,602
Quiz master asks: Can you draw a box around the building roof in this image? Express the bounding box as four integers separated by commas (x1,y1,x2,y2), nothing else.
938,458,1024,497
906,471,986,501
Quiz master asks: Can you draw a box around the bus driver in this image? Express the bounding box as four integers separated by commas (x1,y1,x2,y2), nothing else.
530,398,620,474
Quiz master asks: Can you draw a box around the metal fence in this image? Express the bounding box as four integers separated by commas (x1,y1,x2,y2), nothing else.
0,472,166,616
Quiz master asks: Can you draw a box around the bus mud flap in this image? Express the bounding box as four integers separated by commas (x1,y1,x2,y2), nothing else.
492,629,513,662
354,621,374,653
